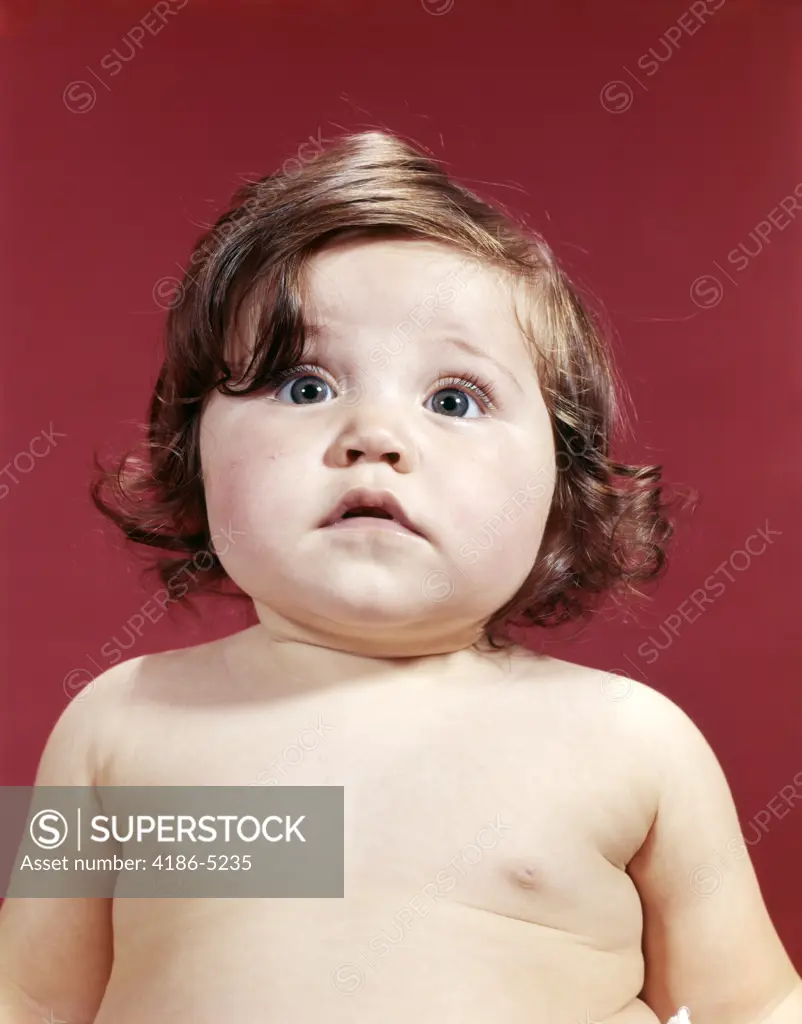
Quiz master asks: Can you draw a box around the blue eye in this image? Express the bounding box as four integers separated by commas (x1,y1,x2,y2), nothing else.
425,387,481,419
274,370,334,405
425,373,496,418
267,365,497,416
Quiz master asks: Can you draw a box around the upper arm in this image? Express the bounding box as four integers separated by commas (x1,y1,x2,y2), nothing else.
624,682,801,1023
0,661,133,1023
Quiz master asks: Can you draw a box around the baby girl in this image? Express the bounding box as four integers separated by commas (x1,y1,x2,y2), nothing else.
0,130,799,1024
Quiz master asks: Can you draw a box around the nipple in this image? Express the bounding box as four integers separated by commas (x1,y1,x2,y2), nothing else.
505,859,541,890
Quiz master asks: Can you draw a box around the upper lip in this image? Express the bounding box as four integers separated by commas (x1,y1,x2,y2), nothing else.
320,488,425,537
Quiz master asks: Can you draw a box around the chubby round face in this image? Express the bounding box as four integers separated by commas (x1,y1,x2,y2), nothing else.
199,236,556,654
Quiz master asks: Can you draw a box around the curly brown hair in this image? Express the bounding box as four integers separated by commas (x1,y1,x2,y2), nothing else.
91,128,683,650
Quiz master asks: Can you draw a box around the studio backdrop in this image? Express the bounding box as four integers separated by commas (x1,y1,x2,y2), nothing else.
1,0,800,964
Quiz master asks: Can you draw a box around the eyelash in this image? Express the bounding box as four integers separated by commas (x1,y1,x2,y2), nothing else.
432,371,498,410
266,363,499,410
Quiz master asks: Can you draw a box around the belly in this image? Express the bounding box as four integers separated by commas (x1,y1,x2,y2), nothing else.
93,893,658,1024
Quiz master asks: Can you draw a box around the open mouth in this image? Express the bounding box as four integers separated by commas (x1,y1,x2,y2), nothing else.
320,490,425,538
327,506,418,535
341,506,396,522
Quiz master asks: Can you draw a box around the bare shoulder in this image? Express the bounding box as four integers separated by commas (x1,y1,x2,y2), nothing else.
498,645,653,704
49,636,233,787
508,647,691,719
33,655,147,789
90,633,236,705
66,644,194,714
515,650,723,796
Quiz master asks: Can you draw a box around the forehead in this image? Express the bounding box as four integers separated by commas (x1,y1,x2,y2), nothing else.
300,236,526,343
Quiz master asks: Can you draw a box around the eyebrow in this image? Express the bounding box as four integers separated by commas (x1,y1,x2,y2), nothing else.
304,322,526,395
434,335,525,396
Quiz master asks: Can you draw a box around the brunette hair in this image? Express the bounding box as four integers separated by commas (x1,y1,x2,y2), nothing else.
91,128,682,649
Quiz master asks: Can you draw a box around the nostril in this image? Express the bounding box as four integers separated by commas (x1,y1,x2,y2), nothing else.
345,450,401,465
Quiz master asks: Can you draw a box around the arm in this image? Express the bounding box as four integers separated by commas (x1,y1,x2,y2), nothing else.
623,682,802,1023
0,663,131,1023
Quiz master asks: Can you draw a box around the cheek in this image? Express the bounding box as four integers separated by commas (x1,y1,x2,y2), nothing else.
446,431,555,535
208,455,305,541
443,432,555,584
200,407,311,544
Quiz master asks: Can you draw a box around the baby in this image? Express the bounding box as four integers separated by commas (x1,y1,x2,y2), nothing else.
1,130,800,1024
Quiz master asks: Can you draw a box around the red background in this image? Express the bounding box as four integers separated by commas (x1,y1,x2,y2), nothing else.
1,0,800,964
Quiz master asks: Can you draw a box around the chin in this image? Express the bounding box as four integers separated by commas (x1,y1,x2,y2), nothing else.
307,585,435,627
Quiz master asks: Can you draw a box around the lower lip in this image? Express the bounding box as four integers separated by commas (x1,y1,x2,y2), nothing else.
323,518,422,537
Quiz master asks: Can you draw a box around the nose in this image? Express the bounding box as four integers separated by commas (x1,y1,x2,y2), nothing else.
325,400,418,472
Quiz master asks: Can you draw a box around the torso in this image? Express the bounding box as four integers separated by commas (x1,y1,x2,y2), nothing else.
91,628,661,1024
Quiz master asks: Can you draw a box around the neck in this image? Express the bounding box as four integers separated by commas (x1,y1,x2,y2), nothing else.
238,601,499,688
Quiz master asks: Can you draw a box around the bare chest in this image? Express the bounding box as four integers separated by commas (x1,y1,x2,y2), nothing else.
104,670,652,949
